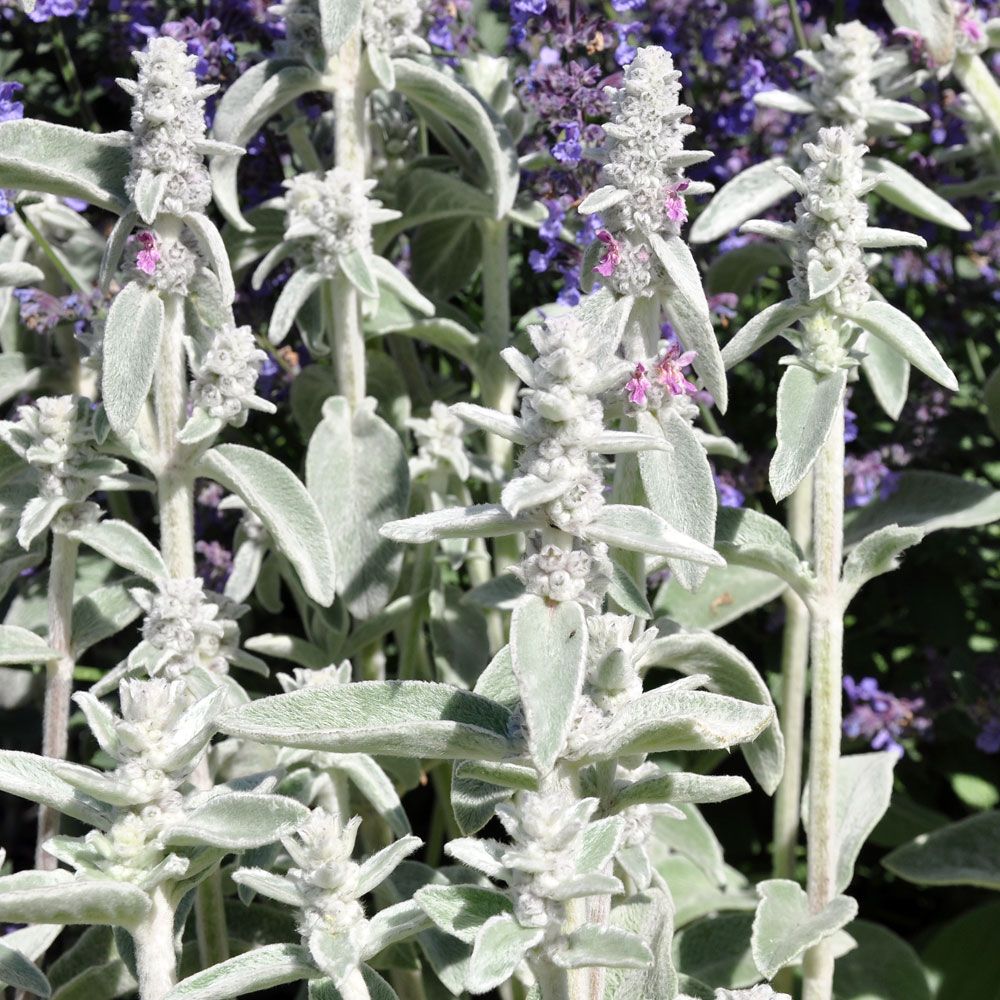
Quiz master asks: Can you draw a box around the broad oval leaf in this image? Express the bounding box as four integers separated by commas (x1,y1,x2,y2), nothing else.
196,444,335,606
0,940,50,997
0,625,57,665
868,156,969,232
163,792,309,849
689,159,795,244
165,943,319,1000
882,811,1000,889
415,884,513,944
0,874,150,929
69,520,166,581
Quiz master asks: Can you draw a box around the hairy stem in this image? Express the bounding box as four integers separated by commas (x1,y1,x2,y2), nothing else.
801,395,845,1000
194,871,229,970
35,531,79,870
133,885,178,1000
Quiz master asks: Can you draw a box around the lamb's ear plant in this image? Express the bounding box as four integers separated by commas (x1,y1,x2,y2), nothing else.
691,18,970,246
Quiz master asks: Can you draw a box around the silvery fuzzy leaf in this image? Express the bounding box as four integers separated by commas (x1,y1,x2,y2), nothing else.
378,316,479,369
72,691,119,759
0,353,43,407
451,764,515,837
0,751,110,827
268,269,324,346
845,299,958,391
584,504,724,567
0,624,58,664
183,212,235,306
500,474,572,518
770,365,847,502
840,525,925,603
550,926,652,970
574,285,634,360
306,397,409,619
210,61,322,231
165,943,319,1000
367,46,396,91
860,329,910,420
608,560,653,619
649,804,728,887
0,120,130,212
69,520,166,581
230,868,300,908
593,429,670,454
224,539,268,604
509,595,586,773
18,496,70,549
868,157,969,231
380,503,530,544
467,915,542,994
355,837,423,898
649,233,727,412
611,772,750,812
394,59,518,219
370,256,433,316
806,258,846,300
450,403,528,445
339,250,378,299
637,409,716,592
869,99,930,127
738,220,797,242
576,816,625,874
0,939,51,996
384,167,494,247
548,873,624,902
178,410,225,448
640,626,784,795
444,838,509,882
713,506,813,599
578,184,629,215
101,282,165,438
309,931,360,986
414,885,514,944
752,89,815,114
197,443,335,606
71,578,146,659
801,752,896,895
0,261,44,286
884,0,956,70
751,879,857,980
157,688,229,772
334,755,412,837
689,159,794,245
859,226,927,249
455,760,538,792
318,0,363,58
0,872,151,929
845,470,1000,546
601,890,677,1000
585,685,773,761
164,792,308,849
721,299,812,370
131,170,168,225
221,681,516,761
251,242,296,292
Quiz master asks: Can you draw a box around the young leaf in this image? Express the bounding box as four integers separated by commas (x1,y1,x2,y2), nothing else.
355,837,422,897
0,625,58,665
318,0,363,58
163,792,308,849
467,915,542,994
196,444,335,606
221,681,515,760
0,939,51,997
69,520,167,581
860,329,910,420
751,879,857,979
306,397,410,620
550,926,652,970
510,595,586,774
101,282,165,438
415,885,514,944
689,159,795,244
0,873,151,929
769,365,847,502
721,299,811,369
584,505,724,566
868,156,969,232
841,525,925,602
268,270,324,345
611,771,750,812
165,943,319,1000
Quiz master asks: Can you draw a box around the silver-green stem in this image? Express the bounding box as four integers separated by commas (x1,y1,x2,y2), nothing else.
801,394,845,1000
772,472,813,996
328,31,368,410
133,884,177,1000
35,531,80,870
954,52,1000,142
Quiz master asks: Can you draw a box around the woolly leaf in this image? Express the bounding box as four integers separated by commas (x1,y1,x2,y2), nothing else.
196,443,335,606
841,525,925,601
0,751,109,827
0,873,151,929
318,0,363,58
883,811,1000,889
713,506,812,597
860,328,910,420
467,915,542,994
0,625,58,665
101,282,165,438
550,926,652,970
721,298,811,369
415,885,513,944
0,939,51,996
165,943,318,1000
69,520,166,581
381,503,527,544
869,156,969,232
584,505,724,567
268,270,324,346
690,158,795,244
163,792,308,849
612,771,750,812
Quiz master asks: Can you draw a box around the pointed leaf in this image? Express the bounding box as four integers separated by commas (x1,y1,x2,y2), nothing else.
415,885,513,944
883,811,1000,889
0,940,50,997
184,212,235,306
164,792,308,849
467,915,542,993
841,525,925,601
690,159,795,244
612,771,750,812
0,751,109,827
69,519,167,581
584,504,724,567
268,270,324,345
0,625,58,665
869,156,969,232
860,329,910,420
165,943,318,1000
0,873,150,929
380,503,528,543
721,298,811,369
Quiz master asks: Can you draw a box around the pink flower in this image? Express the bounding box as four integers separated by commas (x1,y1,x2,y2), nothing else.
625,362,650,405
664,181,690,225
957,3,985,43
655,343,698,396
134,231,160,275
594,230,621,278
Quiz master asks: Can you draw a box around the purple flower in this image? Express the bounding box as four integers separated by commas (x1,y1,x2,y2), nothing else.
593,230,620,278
196,539,233,592
625,363,650,405
0,81,23,123
26,0,88,21
844,451,899,509
654,343,698,396
843,676,931,757
552,121,582,164
713,470,744,508
844,405,858,443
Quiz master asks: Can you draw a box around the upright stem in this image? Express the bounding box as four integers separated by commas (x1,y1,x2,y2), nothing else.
133,885,178,1000
802,396,845,1000
328,32,368,410
35,531,79,869
772,473,813,997
787,0,810,51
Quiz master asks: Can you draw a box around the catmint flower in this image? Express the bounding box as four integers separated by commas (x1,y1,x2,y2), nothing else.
25,0,88,20
0,80,23,215
119,36,215,219
282,168,400,282
195,539,234,591
190,322,277,427
843,676,931,757
844,451,899,508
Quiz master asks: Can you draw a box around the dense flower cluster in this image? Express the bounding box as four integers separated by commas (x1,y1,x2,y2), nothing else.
363,0,429,57
843,675,932,756
407,400,472,482
191,322,276,426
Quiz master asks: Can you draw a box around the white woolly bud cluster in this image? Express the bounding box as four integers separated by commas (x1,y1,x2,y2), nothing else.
496,791,598,931
715,987,792,1000
582,614,653,711
70,812,188,889
512,540,612,612
806,22,882,136
120,37,214,217
283,810,369,946
128,231,202,296
283,168,398,279
278,662,352,693
789,127,873,318
408,401,471,481
191,323,275,427
363,0,430,57
133,577,244,680
270,0,325,65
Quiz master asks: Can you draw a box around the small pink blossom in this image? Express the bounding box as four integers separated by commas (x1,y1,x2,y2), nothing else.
594,230,621,278
625,362,650,405
664,181,690,225
655,343,698,396
957,3,985,43
134,231,160,275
